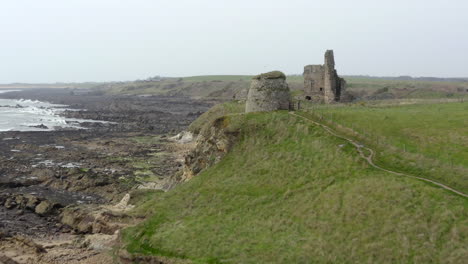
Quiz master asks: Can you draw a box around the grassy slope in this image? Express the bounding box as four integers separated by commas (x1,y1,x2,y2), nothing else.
301,102,468,193
101,75,302,99
188,101,245,134
122,108,467,263
182,75,253,82
100,75,468,101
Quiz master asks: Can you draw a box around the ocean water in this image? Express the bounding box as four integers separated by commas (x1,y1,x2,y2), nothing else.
0,90,105,132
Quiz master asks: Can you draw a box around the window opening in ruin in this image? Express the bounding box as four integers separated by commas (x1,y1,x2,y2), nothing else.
319,88,323,91
305,96,312,100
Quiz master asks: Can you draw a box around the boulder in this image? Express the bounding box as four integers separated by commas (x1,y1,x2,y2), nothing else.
24,195,40,210
35,200,54,216
0,255,19,264
4,198,15,209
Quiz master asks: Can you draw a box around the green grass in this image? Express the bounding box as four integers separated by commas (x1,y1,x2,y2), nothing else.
99,75,305,99
182,75,302,83
122,109,468,263
301,101,468,193
284,75,304,83
182,75,253,82
129,189,165,206
188,101,245,134
344,77,468,99
98,75,468,101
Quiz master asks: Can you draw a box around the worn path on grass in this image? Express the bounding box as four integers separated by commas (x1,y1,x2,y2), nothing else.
289,111,468,198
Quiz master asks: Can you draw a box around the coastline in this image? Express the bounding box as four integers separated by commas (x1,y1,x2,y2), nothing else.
0,88,211,263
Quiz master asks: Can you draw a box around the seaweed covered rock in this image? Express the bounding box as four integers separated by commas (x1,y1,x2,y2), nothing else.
246,71,290,113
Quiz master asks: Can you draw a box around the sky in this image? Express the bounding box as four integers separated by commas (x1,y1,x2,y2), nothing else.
0,0,467,83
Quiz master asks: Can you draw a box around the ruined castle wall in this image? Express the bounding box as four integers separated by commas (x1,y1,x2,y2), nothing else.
303,50,345,103
303,65,325,102
323,50,338,103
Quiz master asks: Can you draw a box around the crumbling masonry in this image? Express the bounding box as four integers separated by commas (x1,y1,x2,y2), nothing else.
245,71,290,113
303,50,346,103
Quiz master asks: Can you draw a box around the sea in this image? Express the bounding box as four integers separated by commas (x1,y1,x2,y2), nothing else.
0,90,103,132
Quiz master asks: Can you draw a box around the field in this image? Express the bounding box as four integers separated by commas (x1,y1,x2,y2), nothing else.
344,77,468,100
122,104,468,263
95,75,468,102
299,101,468,193
98,76,252,99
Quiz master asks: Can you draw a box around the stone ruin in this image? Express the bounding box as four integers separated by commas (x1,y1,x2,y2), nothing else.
245,71,291,113
244,51,345,112
303,50,346,103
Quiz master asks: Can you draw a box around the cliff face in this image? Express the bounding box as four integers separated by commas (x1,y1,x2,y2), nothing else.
182,116,240,181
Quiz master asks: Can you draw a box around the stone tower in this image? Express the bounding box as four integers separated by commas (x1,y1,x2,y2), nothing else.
303,50,346,103
245,71,291,113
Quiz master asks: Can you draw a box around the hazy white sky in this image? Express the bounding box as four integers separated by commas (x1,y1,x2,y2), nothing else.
1,0,467,83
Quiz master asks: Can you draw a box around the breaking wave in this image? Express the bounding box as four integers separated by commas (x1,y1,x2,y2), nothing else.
0,97,107,132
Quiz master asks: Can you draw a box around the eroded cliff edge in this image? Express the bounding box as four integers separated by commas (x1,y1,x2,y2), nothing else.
182,115,241,181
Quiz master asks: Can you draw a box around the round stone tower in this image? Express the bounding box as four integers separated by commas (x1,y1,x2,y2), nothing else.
245,71,291,113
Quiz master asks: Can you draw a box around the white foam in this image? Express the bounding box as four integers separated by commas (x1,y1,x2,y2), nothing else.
0,90,20,94
0,98,110,132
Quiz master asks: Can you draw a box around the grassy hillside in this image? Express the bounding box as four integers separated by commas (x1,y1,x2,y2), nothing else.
182,75,253,82
188,101,245,134
96,75,468,101
300,101,468,193
122,106,467,263
97,75,303,99
345,77,468,100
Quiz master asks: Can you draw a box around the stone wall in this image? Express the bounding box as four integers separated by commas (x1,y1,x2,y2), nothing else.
323,50,337,103
245,71,290,113
303,65,325,101
303,50,345,103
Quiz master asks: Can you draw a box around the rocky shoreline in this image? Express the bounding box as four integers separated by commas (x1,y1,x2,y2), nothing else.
0,88,212,263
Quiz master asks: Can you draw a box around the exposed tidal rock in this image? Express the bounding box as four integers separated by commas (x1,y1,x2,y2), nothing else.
60,206,129,235
0,235,46,264
24,195,40,210
0,255,19,264
169,131,194,144
0,193,60,216
29,124,49,129
34,200,55,216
